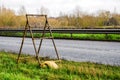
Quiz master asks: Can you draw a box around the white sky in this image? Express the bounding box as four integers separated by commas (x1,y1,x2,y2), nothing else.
0,0,120,17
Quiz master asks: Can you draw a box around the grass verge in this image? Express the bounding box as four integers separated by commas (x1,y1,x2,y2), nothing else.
0,32,120,41
0,51,120,80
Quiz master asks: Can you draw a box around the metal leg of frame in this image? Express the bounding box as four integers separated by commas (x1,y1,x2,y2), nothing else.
29,26,41,65
17,25,27,64
48,26,60,60
38,26,46,54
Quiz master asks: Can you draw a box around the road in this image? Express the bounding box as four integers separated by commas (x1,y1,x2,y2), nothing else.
0,36,120,66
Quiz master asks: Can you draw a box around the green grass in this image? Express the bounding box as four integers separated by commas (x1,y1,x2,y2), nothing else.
0,51,120,80
1,32,120,41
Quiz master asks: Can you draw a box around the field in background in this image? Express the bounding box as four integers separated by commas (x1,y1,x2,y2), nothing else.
0,51,120,79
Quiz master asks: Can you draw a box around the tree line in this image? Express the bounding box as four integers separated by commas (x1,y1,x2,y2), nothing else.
0,6,120,29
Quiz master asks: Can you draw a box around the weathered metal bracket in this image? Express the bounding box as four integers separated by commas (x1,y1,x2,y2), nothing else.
17,14,60,66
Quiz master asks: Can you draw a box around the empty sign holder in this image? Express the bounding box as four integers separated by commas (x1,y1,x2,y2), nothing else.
17,14,60,65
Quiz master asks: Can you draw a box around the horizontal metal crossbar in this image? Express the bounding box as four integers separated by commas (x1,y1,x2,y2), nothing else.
26,14,47,16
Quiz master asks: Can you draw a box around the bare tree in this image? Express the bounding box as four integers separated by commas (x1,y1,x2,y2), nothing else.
37,6,49,15
18,6,26,15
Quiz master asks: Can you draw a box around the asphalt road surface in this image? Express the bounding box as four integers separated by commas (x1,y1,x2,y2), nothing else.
0,36,120,66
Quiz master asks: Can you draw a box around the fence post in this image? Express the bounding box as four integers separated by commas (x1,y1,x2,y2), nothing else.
70,33,73,39
105,33,108,40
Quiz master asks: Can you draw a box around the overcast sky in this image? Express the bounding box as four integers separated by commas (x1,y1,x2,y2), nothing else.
0,0,120,17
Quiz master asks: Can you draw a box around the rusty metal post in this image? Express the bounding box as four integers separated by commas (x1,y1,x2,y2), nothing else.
17,15,28,64
38,25,46,53
29,25,41,65
48,26,60,60
45,15,60,60
38,15,60,60
17,14,41,65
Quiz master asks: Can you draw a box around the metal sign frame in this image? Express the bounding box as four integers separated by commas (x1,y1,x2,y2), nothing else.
17,14,60,65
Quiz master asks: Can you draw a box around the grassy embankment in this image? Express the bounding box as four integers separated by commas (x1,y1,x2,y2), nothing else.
0,51,120,80
0,32,120,41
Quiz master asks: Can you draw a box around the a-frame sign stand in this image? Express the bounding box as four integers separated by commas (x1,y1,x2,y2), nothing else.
17,14,60,65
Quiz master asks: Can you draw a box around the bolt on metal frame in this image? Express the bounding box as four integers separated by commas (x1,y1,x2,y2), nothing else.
17,14,60,65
